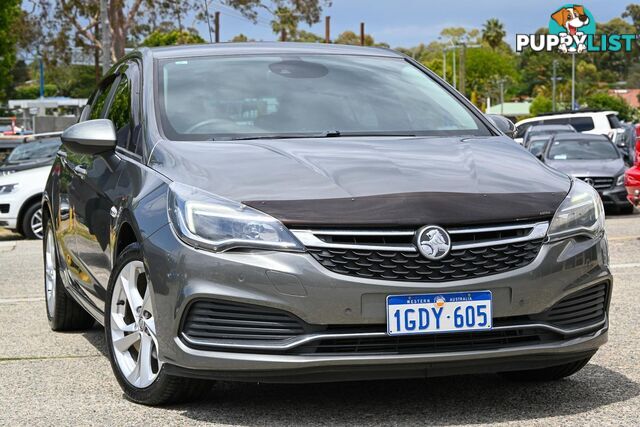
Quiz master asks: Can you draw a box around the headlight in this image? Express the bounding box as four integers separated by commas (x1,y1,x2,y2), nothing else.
0,183,18,194
547,179,605,241
168,182,303,252
616,174,625,186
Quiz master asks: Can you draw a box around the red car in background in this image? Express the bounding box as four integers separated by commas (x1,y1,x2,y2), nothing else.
635,124,640,162
626,165,640,206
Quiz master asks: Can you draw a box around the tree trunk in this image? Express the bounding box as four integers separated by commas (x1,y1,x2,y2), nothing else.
108,0,126,60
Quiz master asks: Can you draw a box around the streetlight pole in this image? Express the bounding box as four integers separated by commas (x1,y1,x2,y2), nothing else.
452,46,456,89
499,79,505,115
571,53,576,111
442,49,447,81
552,60,557,112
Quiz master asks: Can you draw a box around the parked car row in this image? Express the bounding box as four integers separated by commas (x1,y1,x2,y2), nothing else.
0,132,62,239
515,111,637,214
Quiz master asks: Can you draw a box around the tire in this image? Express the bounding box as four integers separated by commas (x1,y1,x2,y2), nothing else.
499,356,592,382
105,243,210,405
44,220,95,331
23,202,45,239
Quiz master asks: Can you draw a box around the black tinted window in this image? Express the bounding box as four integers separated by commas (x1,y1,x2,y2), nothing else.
607,114,622,129
515,122,537,139
569,117,594,132
107,75,131,148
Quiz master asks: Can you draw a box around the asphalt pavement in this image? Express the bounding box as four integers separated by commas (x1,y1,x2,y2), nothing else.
0,212,639,426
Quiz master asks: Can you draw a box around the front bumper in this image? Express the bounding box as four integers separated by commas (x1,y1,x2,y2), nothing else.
600,186,632,209
143,223,611,381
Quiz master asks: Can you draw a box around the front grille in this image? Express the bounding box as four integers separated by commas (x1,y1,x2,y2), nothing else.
577,177,614,190
532,283,609,328
293,327,555,355
294,222,547,282
181,300,310,343
0,204,8,214
308,240,543,282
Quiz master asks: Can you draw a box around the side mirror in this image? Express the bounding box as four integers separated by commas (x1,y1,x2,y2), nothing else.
61,119,116,154
486,114,516,138
536,153,544,161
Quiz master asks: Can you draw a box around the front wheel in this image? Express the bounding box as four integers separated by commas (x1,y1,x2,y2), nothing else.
499,356,592,382
105,243,209,405
23,202,44,239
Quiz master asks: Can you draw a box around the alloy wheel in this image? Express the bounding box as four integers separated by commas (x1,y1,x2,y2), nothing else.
44,228,57,316
110,260,161,388
31,208,44,239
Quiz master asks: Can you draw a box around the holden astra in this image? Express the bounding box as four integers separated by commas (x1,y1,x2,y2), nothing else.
43,43,611,405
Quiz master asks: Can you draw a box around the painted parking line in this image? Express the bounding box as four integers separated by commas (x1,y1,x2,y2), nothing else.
0,297,44,304
610,263,640,269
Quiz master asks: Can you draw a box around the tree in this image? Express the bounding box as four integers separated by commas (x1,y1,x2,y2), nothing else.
224,0,331,40
142,29,205,47
530,94,553,116
0,0,21,102
482,18,506,50
334,30,388,47
585,93,636,121
291,30,324,43
230,34,251,42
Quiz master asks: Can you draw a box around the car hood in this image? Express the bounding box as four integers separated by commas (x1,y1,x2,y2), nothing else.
544,158,625,178
150,136,570,226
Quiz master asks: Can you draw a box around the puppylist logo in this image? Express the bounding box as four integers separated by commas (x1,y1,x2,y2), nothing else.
516,4,637,53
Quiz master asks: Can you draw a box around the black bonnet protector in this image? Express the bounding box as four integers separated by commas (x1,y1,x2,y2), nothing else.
243,191,566,227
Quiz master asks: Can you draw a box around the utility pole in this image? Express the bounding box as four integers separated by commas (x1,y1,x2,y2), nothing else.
100,0,111,75
325,16,331,43
552,60,558,112
498,78,505,115
452,46,456,89
214,11,220,43
360,22,365,46
442,49,447,80
459,44,466,95
571,53,576,111
39,57,44,98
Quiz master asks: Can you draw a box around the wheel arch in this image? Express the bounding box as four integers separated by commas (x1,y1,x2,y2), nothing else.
17,192,44,231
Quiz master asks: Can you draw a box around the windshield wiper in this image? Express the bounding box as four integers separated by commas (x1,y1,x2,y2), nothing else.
227,130,415,141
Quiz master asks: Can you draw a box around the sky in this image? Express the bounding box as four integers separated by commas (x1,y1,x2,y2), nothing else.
192,0,634,48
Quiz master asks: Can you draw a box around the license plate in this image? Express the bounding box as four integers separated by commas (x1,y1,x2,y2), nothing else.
386,291,492,336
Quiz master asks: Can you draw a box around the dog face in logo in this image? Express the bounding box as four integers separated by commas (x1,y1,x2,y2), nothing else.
551,5,590,53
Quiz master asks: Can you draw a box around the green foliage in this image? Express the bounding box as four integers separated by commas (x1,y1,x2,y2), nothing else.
585,93,636,121
14,84,58,99
530,95,553,116
482,18,506,50
142,29,206,47
0,0,21,102
465,47,518,100
292,30,324,43
230,34,251,42
334,31,388,47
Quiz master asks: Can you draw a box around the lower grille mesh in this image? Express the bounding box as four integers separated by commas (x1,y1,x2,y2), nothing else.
182,300,308,342
532,283,608,328
308,239,543,282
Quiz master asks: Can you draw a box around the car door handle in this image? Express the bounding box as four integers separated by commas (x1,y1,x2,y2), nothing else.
74,165,88,176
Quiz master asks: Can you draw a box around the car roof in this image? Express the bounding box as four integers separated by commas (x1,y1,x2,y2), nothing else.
145,42,402,60
516,111,618,126
552,133,610,141
528,124,574,131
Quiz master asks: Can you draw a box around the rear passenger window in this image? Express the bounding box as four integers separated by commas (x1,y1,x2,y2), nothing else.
607,114,622,129
107,75,132,148
569,117,594,132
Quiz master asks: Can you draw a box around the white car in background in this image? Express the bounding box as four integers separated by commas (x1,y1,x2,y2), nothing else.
0,134,62,239
514,110,626,147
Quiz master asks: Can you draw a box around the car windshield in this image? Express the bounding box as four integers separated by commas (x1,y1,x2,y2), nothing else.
6,138,61,163
548,139,619,160
157,54,491,141
528,140,548,156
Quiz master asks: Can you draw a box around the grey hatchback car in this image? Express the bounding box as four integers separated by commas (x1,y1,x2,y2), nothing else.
43,43,611,405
